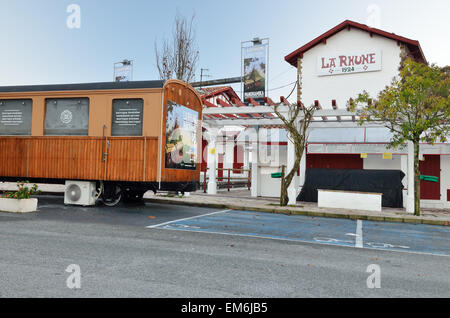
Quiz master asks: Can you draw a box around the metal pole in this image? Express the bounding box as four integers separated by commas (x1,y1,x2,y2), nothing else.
203,170,207,193
266,38,269,102
241,41,244,102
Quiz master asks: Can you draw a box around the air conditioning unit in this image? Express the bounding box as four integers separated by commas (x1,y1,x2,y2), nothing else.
64,181,97,206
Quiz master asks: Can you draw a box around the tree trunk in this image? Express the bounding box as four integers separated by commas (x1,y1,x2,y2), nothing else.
413,140,421,216
279,147,303,206
280,165,288,206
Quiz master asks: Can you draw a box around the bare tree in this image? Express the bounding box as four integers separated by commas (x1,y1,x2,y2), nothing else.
155,12,199,83
272,82,315,206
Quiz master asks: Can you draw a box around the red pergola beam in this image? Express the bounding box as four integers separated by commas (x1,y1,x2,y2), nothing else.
280,96,290,105
202,99,226,118
217,98,249,118
314,100,328,121
331,99,341,121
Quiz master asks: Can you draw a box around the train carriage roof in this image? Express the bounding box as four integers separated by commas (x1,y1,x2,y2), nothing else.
0,80,165,93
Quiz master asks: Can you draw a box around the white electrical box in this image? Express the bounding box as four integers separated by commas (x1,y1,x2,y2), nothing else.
64,181,97,206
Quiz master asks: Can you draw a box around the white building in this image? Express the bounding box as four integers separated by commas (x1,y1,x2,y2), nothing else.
203,20,449,210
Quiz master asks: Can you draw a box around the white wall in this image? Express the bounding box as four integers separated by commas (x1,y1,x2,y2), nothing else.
363,154,402,170
301,28,402,109
441,156,450,208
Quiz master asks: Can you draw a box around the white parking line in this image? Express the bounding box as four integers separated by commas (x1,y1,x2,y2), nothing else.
154,226,450,258
146,209,231,229
355,219,363,248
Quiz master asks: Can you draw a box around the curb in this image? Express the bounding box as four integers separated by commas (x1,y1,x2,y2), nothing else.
144,198,450,226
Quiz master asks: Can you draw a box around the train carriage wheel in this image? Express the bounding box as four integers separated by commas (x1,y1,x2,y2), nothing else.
122,188,146,204
101,183,122,207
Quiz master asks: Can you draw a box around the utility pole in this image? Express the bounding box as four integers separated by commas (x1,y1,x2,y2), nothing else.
200,68,211,87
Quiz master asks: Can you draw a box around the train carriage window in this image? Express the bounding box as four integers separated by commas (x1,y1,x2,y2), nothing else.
0,99,32,135
111,99,143,136
44,98,89,135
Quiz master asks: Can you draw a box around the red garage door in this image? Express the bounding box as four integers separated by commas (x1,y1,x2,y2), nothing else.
218,154,224,181
419,155,440,200
201,139,208,172
306,154,363,169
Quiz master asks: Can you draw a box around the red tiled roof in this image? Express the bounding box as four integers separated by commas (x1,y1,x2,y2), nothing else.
197,86,240,101
285,20,426,67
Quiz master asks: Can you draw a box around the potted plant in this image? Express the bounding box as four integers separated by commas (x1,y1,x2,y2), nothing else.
0,181,40,213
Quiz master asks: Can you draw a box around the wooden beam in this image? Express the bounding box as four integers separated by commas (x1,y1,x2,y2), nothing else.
331,99,341,121
314,100,328,121
280,96,290,105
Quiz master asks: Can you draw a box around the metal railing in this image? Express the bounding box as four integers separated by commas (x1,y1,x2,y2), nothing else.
202,168,251,192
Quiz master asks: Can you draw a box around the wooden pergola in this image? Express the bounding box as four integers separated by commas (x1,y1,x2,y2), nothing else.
200,97,416,212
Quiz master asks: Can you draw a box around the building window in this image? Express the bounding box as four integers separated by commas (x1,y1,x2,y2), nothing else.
45,98,89,135
111,99,143,136
0,99,33,135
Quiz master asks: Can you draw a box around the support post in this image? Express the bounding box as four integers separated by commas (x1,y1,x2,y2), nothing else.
207,134,218,195
299,150,306,189
400,154,408,208
406,140,414,213
287,134,298,205
251,129,260,197
244,147,250,170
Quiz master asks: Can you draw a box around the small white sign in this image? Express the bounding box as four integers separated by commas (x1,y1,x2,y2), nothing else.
317,50,382,76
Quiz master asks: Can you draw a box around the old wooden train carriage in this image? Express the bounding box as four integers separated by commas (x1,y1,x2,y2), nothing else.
0,79,203,205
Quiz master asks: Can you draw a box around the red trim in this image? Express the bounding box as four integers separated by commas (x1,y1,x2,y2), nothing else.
243,98,262,118
203,99,218,107
280,96,290,105
200,86,240,101
264,97,275,105
204,98,236,118
247,98,261,106
261,141,288,146
314,100,328,121
232,97,246,106
202,100,227,119
217,98,250,118
216,98,232,107
306,153,363,170
285,20,426,66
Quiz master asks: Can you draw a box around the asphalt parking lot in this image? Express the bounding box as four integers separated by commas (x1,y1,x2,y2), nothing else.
0,195,449,297
149,209,450,256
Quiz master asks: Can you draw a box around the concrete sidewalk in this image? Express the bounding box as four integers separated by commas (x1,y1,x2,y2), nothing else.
3,182,448,226
144,189,450,226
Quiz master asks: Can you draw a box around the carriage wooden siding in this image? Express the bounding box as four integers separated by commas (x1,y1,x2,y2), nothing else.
0,136,158,182
0,80,203,186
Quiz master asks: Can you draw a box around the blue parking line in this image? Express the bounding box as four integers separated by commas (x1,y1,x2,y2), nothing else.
151,210,450,256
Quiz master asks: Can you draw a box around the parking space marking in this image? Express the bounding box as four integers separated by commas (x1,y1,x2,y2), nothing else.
147,209,450,257
146,209,231,229
356,219,363,248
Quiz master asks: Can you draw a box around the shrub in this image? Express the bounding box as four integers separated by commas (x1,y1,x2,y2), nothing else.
3,181,40,199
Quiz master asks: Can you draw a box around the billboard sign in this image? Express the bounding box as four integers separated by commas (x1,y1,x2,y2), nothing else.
243,44,267,102
114,61,133,82
316,50,382,76
165,100,198,170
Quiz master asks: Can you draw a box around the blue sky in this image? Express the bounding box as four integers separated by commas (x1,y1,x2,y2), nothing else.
0,0,448,101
